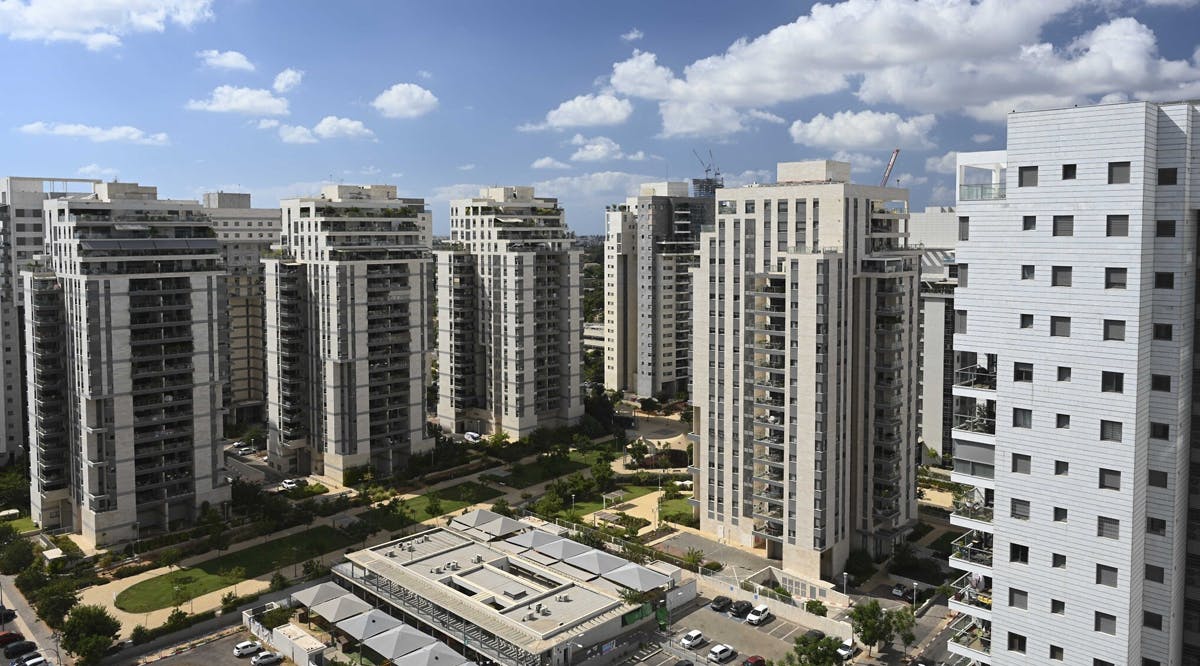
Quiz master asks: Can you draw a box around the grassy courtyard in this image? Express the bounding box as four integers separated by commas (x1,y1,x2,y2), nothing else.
359,481,502,531
114,525,357,613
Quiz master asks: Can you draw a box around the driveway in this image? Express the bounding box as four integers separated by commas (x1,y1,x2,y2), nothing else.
653,531,775,581
663,599,817,664
155,628,255,666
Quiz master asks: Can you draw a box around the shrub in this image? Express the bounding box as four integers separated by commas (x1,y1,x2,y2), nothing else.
112,562,158,579
701,561,723,572
130,625,152,645
258,606,294,630
844,549,877,582
805,599,828,616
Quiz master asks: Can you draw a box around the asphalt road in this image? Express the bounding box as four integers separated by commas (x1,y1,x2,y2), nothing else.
155,628,260,666
0,574,67,665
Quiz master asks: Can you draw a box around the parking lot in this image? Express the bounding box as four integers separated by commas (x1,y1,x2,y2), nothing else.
629,597,820,664
155,629,264,666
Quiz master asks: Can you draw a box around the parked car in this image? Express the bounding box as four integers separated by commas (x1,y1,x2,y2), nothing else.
2,643,34,661
673,662,694,666
680,629,706,649
709,596,732,612
707,644,735,663
802,629,825,642
835,638,856,660
746,604,771,625
0,634,22,648
280,479,306,491
891,583,910,599
234,445,255,456
464,432,481,444
0,609,15,623
13,656,44,666
251,653,284,666
728,600,753,618
233,640,262,657
742,657,766,666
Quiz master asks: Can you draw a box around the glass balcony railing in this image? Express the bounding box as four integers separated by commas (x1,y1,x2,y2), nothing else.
950,530,993,567
949,614,991,655
951,572,992,612
959,184,1006,201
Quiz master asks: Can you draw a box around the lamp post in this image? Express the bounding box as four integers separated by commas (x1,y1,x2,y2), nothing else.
842,572,849,599
912,581,919,610
571,494,576,514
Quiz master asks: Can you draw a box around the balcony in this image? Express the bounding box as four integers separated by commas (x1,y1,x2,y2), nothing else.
949,530,992,575
959,183,1005,201
949,572,992,620
952,412,995,436
951,495,994,531
947,614,991,661
752,521,783,541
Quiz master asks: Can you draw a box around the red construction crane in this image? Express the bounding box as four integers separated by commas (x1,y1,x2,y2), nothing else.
880,148,900,187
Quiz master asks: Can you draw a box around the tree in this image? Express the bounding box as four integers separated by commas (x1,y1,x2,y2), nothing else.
491,498,514,517
791,633,844,666
269,571,288,592
683,547,705,570
424,491,443,519
887,606,917,656
35,579,79,628
626,439,649,468
485,431,510,451
0,539,34,575
60,604,120,665
590,458,615,492
156,546,182,570
618,588,651,606
804,599,828,617
848,599,889,656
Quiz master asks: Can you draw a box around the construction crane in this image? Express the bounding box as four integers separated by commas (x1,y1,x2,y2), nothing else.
693,149,721,181
880,148,900,187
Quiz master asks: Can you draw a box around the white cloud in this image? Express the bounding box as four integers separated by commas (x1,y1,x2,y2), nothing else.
312,116,374,140
458,164,476,171
532,157,571,169
831,151,885,171
521,93,634,131
532,171,655,199
0,0,213,50
77,163,118,179
390,172,404,179
892,172,929,186
278,125,316,144
789,110,936,150
925,151,958,175
620,27,643,42
417,70,433,80
372,83,439,119
567,134,651,162
196,49,253,71
19,121,168,145
722,169,775,187
971,133,994,144
360,166,381,176
187,86,289,115
256,118,280,129
930,182,955,204
272,68,303,93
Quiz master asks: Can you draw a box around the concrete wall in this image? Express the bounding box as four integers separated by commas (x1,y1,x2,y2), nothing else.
693,574,852,639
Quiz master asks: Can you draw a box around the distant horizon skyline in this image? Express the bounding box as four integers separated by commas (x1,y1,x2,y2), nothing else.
3,0,1198,233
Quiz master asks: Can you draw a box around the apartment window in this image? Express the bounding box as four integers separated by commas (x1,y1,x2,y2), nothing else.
1051,599,1065,614
1012,408,1032,429
1062,163,1076,180
1053,507,1068,522
1053,215,1074,236
1057,366,1072,381
1101,371,1124,393
1097,516,1120,539
1158,167,1178,186
1153,324,1173,340
1103,320,1125,341
1055,460,1069,476
1147,517,1166,536
1106,215,1129,237
1145,659,1162,666
1095,612,1117,635
954,309,967,333
1008,633,1026,653
1009,588,1028,609
1101,420,1123,442
1052,552,1067,568
1150,422,1170,440
1018,166,1038,187
1010,543,1029,563
1021,264,1035,280
1022,215,1036,230
1146,564,1165,582
1155,272,1175,289
1156,219,1176,237
1105,268,1126,289
1108,161,1131,184
1051,266,1072,286
1096,661,1115,666
1056,414,1071,429
1012,453,1031,473
1148,470,1168,488
1144,611,1163,630
1050,316,1071,337
1096,564,1118,586
1151,374,1171,392
1050,645,1064,660
1013,362,1033,382
744,200,756,214
958,217,970,241
1099,469,1121,490
1020,314,1033,329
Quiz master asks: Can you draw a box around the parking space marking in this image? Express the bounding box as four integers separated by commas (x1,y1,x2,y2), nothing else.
778,625,801,642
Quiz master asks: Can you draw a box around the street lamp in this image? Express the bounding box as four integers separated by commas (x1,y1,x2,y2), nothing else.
912,581,919,610
571,494,576,514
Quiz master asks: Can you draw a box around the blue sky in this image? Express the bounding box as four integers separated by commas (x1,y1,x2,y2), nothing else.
2,0,1199,234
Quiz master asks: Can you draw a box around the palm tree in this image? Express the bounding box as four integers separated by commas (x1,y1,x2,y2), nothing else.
683,547,705,570
618,588,651,606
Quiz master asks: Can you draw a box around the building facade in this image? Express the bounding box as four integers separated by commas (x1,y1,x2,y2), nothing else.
264,185,433,484
909,206,959,464
947,101,1198,666
435,187,582,440
603,181,714,400
694,161,921,581
23,181,230,546
0,177,99,461
203,192,281,426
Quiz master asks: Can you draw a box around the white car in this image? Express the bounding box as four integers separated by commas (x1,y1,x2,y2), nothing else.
680,629,706,648
280,479,299,491
835,638,856,660
251,653,283,666
746,604,771,625
232,640,261,657
707,644,734,663
464,431,481,444
234,445,255,456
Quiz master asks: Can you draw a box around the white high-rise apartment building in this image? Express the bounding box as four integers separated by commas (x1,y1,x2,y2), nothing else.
436,187,582,440
603,181,714,399
0,177,99,461
947,101,1198,666
264,185,433,484
204,192,281,426
23,182,229,546
695,161,920,581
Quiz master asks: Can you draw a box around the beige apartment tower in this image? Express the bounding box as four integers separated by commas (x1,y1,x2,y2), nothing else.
436,187,583,440
694,161,920,582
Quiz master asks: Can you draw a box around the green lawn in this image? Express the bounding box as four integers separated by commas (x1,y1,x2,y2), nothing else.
114,525,357,613
283,483,329,501
929,528,967,557
4,516,35,533
569,484,658,517
360,481,502,531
